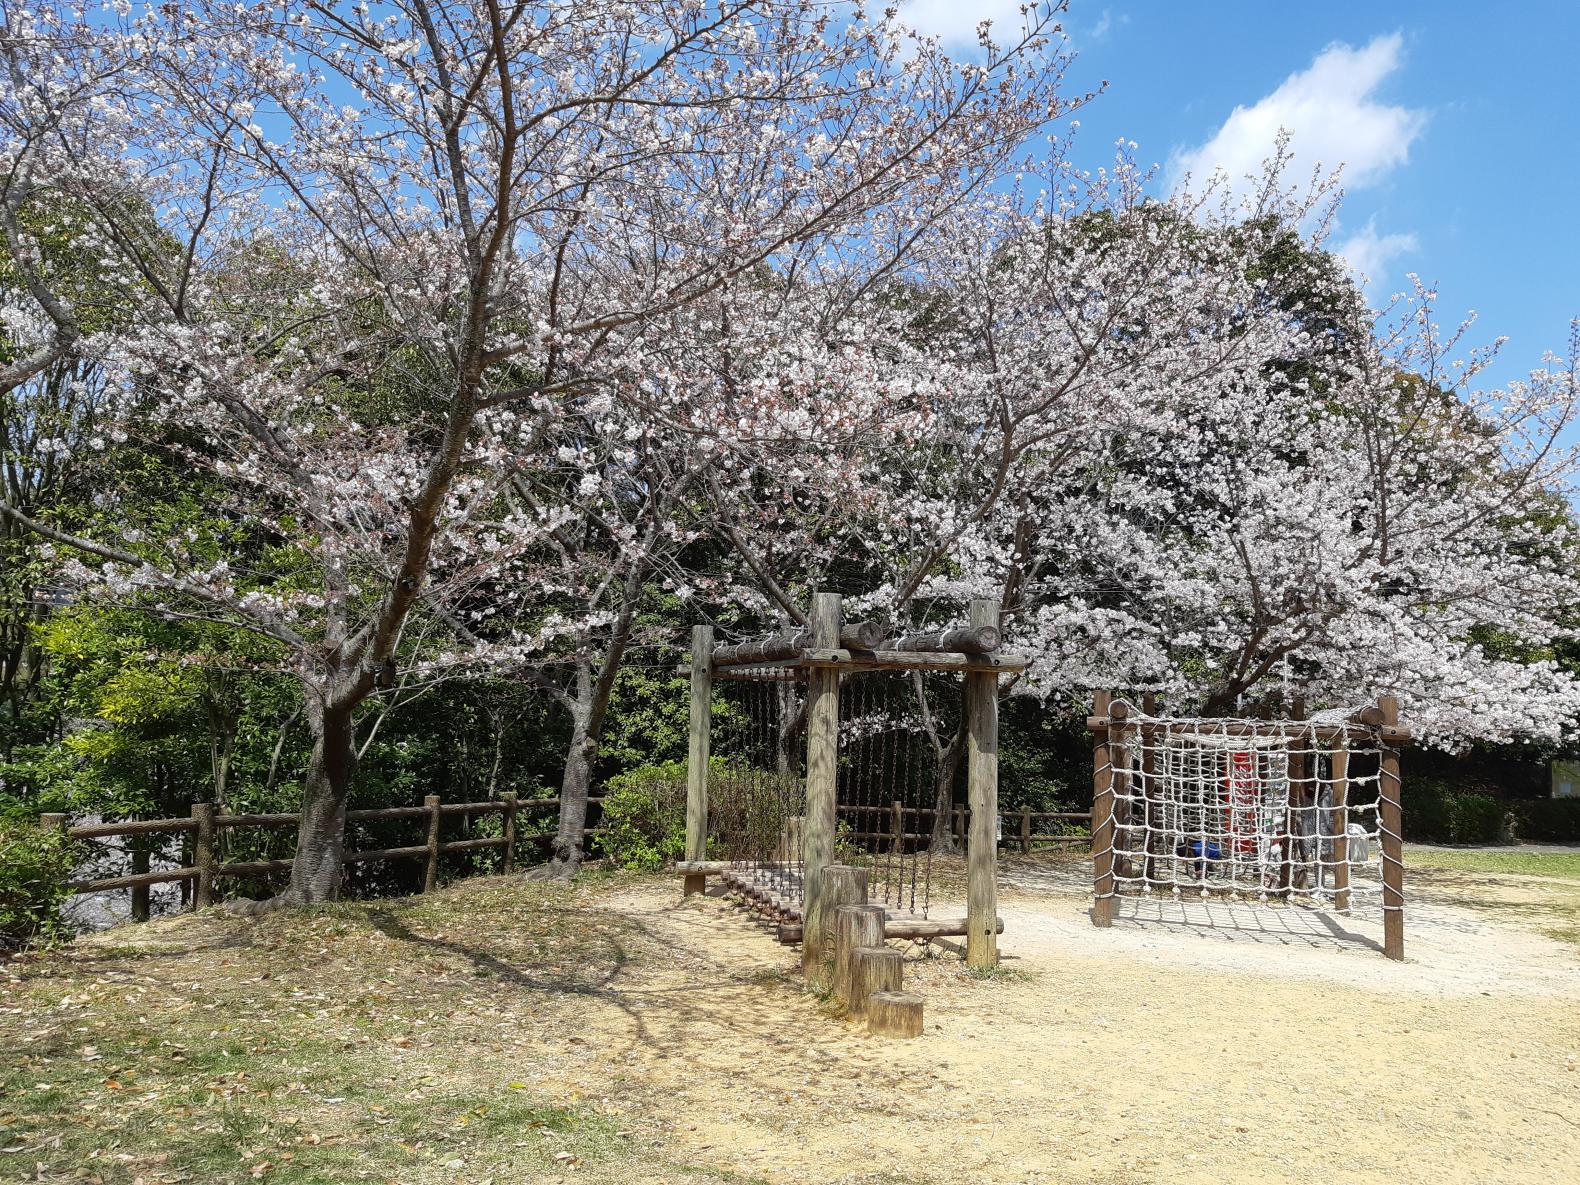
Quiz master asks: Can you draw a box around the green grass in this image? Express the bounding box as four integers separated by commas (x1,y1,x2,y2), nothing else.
1405,846,1580,880
0,874,754,1184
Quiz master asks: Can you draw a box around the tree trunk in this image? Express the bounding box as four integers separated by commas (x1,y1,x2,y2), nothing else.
242,702,357,911
928,742,965,853
551,702,596,873
547,600,639,877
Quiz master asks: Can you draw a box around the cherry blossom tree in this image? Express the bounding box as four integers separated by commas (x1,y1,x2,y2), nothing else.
0,0,1085,903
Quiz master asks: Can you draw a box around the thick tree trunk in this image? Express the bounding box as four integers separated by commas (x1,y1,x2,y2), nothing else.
551,704,596,872
232,703,357,913
928,742,965,853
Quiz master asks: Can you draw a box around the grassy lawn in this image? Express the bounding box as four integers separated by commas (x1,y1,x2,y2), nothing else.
1405,845,1580,880
0,874,750,1185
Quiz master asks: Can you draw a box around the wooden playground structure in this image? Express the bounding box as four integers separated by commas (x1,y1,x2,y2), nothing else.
676,592,1025,1033
1088,692,1411,959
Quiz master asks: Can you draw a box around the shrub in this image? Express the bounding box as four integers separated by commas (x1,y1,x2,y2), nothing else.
1509,798,1580,842
0,817,77,949
598,762,689,872
1402,780,1504,844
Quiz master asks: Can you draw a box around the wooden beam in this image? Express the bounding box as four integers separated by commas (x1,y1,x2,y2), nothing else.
711,620,887,666
1091,690,1117,927
685,624,713,865
892,624,1001,655
800,648,1028,673
1378,695,1406,961
800,592,842,981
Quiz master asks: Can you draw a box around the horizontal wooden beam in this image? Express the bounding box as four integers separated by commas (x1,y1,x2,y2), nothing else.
1086,716,1411,743
775,915,1005,944
712,620,887,666
891,625,1001,655
800,648,1028,673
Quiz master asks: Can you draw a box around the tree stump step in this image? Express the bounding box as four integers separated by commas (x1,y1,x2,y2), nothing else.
867,990,923,1038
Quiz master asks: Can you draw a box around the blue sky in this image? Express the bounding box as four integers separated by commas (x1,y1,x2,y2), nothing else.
904,0,1580,398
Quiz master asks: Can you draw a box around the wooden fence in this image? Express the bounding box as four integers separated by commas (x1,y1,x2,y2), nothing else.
39,793,604,921
838,803,1091,853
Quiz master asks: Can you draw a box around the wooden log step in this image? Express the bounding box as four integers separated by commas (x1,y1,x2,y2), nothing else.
850,947,903,1018
867,990,924,1038
833,905,886,1004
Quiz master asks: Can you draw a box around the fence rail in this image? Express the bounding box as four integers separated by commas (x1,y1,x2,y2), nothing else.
837,802,1091,852
39,792,605,918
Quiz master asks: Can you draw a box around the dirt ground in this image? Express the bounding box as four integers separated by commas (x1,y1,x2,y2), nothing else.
5,850,1578,1184
533,852,1580,1185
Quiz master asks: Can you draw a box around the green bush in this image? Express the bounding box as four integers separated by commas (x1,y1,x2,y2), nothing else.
1402,779,1505,844
1509,798,1580,842
598,762,689,872
0,818,77,949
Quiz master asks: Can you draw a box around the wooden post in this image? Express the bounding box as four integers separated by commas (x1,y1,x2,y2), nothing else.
953,806,965,845
685,625,714,889
867,990,924,1038
964,598,1000,968
806,862,865,988
423,794,442,893
800,592,842,980
130,832,150,923
1330,746,1351,912
501,791,519,875
1091,691,1117,927
1377,696,1405,961
1020,806,1032,854
890,799,904,855
833,903,886,1005
191,802,216,909
850,947,904,1018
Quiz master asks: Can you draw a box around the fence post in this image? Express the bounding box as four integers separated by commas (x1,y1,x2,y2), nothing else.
1377,696,1405,961
423,794,442,893
684,624,714,897
890,800,904,854
191,802,216,909
801,591,842,980
1091,691,1117,927
1020,807,1032,854
501,791,519,874
964,598,1000,969
130,831,150,923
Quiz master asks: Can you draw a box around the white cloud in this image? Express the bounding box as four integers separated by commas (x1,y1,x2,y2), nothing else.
1335,218,1418,289
1168,33,1425,196
897,0,1033,50
1091,9,1112,41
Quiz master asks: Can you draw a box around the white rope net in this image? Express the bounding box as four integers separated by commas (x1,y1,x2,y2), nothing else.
1097,707,1397,916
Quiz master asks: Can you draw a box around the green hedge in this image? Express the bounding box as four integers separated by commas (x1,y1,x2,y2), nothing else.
1509,798,1580,842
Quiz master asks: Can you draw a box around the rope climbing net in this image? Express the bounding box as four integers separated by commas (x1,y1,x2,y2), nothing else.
1090,696,1409,956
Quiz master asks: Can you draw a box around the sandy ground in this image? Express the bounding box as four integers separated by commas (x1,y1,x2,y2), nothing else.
508,857,1580,1185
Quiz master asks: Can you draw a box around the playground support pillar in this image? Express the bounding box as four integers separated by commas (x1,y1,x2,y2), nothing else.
801,592,842,979
1378,695,1405,961
684,624,714,893
965,598,1000,968
1091,691,1117,927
